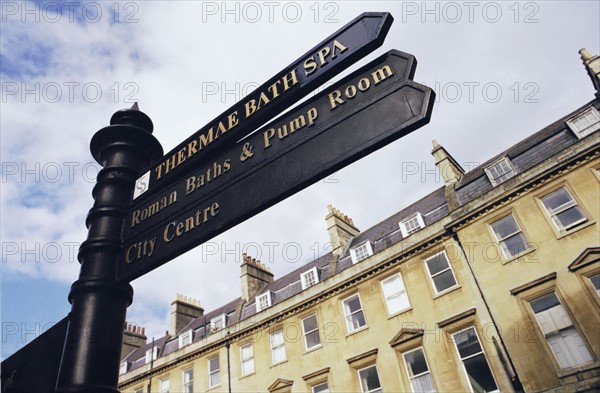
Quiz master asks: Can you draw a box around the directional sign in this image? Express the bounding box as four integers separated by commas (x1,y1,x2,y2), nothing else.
133,12,393,201
118,50,434,282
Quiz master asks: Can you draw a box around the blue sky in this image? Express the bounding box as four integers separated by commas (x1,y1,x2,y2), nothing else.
2,1,599,360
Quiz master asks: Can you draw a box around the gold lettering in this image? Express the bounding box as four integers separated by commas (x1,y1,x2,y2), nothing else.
245,99,257,118
267,80,281,99
164,222,175,242
282,69,299,91
357,77,370,92
289,115,306,133
199,128,214,149
317,47,331,66
371,65,394,85
263,128,276,149
304,58,318,76
187,140,198,158
177,147,187,166
344,85,357,99
328,90,344,110
228,111,239,129
307,108,318,126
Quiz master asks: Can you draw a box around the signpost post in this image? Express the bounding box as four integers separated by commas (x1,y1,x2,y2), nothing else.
53,12,435,393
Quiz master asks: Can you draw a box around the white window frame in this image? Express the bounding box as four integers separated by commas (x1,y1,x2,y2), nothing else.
350,241,373,263
208,355,220,388
119,361,129,375
179,329,192,347
399,213,425,237
485,156,516,186
566,106,600,138
452,327,499,393
402,347,436,393
301,267,319,290
182,368,193,393
240,343,255,376
529,292,593,369
424,251,458,295
270,329,287,364
301,313,321,350
255,291,272,312
490,214,529,259
342,293,367,333
159,378,170,393
380,273,411,315
145,346,158,364
210,314,227,332
312,381,329,393
540,187,587,232
357,364,382,393
134,388,143,393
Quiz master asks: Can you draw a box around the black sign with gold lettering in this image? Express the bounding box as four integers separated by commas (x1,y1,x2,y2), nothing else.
132,12,393,202
118,50,434,282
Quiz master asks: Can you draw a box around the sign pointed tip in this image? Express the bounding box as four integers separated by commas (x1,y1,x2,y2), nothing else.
130,102,140,111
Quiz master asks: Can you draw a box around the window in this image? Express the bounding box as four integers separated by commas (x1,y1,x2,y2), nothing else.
134,388,143,393
312,382,329,393
119,361,129,375
342,293,367,332
211,314,227,332
424,251,458,294
358,365,382,393
208,356,220,387
270,329,287,364
301,267,319,289
381,273,410,314
350,241,373,263
485,157,516,186
490,214,529,258
529,292,593,369
590,273,600,297
541,188,587,232
256,291,272,312
403,347,436,393
159,378,170,393
302,314,321,350
240,343,255,376
179,329,192,347
452,327,498,393
145,346,158,364
182,368,193,393
566,106,600,138
400,213,425,237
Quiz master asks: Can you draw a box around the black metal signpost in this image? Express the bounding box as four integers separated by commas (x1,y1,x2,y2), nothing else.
48,11,435,393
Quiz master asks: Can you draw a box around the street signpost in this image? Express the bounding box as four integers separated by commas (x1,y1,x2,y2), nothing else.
134,12,393,201
118,50,433,282
49,11,436,393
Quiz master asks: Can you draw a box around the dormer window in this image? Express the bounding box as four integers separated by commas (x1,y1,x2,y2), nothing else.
350,241,373,263
256,291,272,312
179,329,193,347
484,157,516,186
145,346,159,364
301,267,319,290
210,314,227,332
120,361,129,375
566,106,600,138
399,213,425,237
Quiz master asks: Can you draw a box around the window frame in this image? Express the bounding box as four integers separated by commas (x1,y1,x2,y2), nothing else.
301,267,320,290
269,328,287,364
537,186,589,235
357,364,382,393
312,381,329,393
399,213,425,237
342,293,367,333
380,273,411,315
423,250,459,295
119,361,129,375
210,314,227,332
255,291,272,312
484,156,517,186
489,213,531,260
159,377,170,393
350,241,373,263
240,342,255,376
452,326,499,393
301,313,321,350
566,106,600,138
145,346,158,364
402,346,436,393
182,368,194,393
179,329,192,347
208,355,220,388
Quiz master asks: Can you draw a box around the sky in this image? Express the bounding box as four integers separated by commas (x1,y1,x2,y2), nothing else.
1,1,599,360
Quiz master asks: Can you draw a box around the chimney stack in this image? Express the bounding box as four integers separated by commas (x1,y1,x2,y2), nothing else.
431,140,464,211
121,322,147,359
169,294,204,335
326,205,359,257
240,253,274,301
580,48,600,97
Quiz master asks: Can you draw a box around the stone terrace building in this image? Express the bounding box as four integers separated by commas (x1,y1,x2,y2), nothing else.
118,50,600,393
